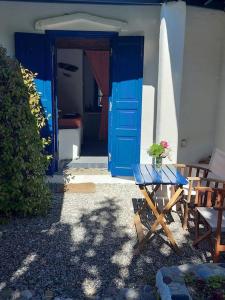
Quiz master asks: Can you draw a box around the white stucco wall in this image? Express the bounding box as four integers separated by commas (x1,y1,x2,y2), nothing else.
0,1,224,165
0,0,160,164
215,36,225,153
178,7,225,163
156,1,186,163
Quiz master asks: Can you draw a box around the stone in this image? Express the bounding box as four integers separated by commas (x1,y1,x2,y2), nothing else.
20,290,33,299
45,290,54,300
12,289,21,300
120,288,140,300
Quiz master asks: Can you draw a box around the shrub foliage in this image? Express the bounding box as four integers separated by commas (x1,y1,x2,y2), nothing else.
0,47,51,216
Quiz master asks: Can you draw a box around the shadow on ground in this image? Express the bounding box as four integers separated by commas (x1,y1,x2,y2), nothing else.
0,185,217,299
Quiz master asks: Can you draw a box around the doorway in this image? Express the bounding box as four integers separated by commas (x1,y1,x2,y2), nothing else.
15,31,143,176
56,38,110,170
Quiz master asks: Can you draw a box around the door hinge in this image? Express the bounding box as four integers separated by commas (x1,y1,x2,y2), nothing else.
109,102,112,112
109,152,112,162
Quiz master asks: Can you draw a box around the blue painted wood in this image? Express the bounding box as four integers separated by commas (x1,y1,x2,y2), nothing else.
15,32,57,175
110,36,144,176
161,165,177,184
133,164,188,186
153,165,172,184
46,30,118,39
146,164,162,184
132,164,145,185
167,165,188,186
139,165,152,185
2,0,224,11
2,0,162,5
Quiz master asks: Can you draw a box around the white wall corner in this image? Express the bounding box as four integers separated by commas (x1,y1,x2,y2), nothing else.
35,12,128,32
215,33,225,152
156,0,186,163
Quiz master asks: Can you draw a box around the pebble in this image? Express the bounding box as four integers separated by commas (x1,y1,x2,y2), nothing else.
119,288,139,300
11,289,21,300
45,290,54,300
0,186,211,299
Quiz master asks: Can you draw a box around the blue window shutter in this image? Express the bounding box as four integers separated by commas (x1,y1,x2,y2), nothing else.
15,32,57,174
109,36,144,176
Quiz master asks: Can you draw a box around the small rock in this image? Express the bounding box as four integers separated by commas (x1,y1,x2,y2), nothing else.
120,288,140,300
45,290,54,300
21,290,33,299
12,289,21,300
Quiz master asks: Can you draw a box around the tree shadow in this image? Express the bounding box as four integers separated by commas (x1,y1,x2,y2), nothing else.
0,187,223,300
128,195,220,286
0,193,132,299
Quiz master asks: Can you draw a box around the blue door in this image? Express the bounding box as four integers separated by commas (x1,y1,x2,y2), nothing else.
15,33,57,174
109,36,144,176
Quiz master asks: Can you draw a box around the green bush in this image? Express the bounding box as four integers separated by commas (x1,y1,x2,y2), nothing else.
0,47,51,216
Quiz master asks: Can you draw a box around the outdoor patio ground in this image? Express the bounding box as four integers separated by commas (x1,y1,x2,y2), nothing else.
0,184,217,299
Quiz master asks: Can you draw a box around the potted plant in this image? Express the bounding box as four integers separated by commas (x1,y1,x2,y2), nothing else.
147,140,171,168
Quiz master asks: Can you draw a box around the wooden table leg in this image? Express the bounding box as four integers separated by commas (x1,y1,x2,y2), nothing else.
134,213,145,242
137,186,183,253
134,185,160,243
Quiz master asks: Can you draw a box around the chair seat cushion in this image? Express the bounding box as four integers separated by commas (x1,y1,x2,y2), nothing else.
196,207,225,232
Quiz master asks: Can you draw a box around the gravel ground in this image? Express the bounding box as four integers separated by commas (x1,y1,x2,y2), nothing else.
0,184,211,299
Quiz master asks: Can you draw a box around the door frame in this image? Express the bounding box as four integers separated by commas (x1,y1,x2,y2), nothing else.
45,31,144,175
46,30,118,171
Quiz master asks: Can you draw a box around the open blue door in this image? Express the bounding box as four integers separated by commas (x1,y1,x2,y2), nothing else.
109,36,144,176
15,32,57,174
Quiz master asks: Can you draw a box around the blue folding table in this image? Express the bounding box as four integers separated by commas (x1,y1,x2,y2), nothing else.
132,164,188,252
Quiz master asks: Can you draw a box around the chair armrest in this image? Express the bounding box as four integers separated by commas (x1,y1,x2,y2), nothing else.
187,177,201,182
186,164,210,172
194,186,213,192
173,163,186,168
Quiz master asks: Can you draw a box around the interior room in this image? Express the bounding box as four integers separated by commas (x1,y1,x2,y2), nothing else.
56,39,109,168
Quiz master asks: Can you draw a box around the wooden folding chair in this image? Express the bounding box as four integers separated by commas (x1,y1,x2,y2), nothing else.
176,148,225,229
175,164,208,229
193,187,225,262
